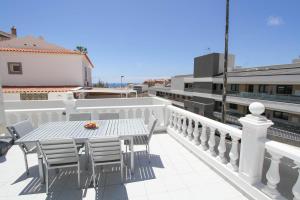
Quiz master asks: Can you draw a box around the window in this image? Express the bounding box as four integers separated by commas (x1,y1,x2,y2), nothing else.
8,62,22,74
220,84,223,90
184,83,193,89
248,85,254,93
20,93,48,100
276,85,293,95
229,103,238,110
259,85,267,93
213,84,217,91
230,84,239,92
273,111,289,120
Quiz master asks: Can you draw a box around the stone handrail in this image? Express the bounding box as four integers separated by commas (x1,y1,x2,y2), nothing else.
263,140,300,199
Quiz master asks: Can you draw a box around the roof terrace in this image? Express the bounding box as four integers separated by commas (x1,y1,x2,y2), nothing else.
0,96,299,200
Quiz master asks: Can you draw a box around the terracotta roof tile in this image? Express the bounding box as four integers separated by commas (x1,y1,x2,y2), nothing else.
0,47,94,67
2,86,78,93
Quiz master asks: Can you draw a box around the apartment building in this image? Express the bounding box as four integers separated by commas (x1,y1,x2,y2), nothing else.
149,53,300,135
0,27,94,100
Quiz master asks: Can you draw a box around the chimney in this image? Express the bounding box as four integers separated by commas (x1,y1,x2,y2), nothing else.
11,26,17,37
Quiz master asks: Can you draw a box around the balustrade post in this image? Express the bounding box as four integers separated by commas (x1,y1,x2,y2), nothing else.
169,111,174,128
208,127,216,156
177,115,182,134
64,92,76,121
173,113,178,130
238,102,273,185
187,118,193,141
293,161,300,200
227,136,239,171
193,121,200,145
182,117,187,137
200,125,208,150
262,150,282,199
217,131,227,164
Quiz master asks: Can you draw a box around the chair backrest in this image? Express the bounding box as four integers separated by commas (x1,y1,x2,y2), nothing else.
7,120,34,140
98,113,119,120
88,137,121,164
147,114,158,142
38,138,79,166
69,112,92,121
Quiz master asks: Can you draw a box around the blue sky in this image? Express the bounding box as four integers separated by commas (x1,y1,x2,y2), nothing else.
1,0,300,83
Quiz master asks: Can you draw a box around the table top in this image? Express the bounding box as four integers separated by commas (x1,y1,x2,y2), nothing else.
16,119,148,143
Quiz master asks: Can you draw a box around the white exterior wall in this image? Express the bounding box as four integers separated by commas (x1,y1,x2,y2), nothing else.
3,93,20,101
171,77,185,91
0,52,89,86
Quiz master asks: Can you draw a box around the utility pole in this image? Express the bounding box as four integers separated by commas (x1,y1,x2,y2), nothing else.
221,0,230,123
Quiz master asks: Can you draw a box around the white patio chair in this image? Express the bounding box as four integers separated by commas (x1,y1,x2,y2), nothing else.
88,137,124,187
7,120,36,175
98,113,119,120
37,138,80,194
124,114,158,161
69,112,92,121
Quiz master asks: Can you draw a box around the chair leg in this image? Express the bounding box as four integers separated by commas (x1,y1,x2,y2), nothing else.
78,162,81,188
45,169,49,194
147,145,150,163
22,151,29,175
121,158,124,182
92,164,96,188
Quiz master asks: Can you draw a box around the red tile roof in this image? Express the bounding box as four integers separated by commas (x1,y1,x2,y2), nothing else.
0,47,94,67
2,86,78,93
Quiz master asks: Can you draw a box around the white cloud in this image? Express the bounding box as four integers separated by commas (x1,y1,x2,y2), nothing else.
267,16,284,26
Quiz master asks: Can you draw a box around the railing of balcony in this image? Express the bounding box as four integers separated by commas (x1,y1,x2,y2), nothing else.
229,92,300,104
167,104,300,200
2,96,300,200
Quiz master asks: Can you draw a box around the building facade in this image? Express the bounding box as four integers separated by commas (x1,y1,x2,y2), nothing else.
149,53,300,135
0,32,93,100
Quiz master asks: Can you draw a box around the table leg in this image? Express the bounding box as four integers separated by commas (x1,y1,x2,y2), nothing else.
38,155,45,184
85,141,89,170
130,137,134,173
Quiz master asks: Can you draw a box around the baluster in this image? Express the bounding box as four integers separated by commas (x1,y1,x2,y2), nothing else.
132,108,137,118
173,113,178,130
292,161,300,200
193,121,200,145
141,108,145,122
187,118,193,141
177,115,182,134
208,127,216,156
124,109,128,119
263,150,282,199
217,131,227,164
169,111,173,128
182,117,187,136
200,125,208,150
227,136,239,171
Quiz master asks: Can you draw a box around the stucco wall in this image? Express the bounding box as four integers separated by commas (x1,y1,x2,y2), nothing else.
171,77,185,91
0,52,87,86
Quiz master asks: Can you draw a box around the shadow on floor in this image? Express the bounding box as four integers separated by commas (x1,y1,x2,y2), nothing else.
12,150,164,200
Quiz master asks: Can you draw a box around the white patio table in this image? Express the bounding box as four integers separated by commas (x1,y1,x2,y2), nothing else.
15,119,148,182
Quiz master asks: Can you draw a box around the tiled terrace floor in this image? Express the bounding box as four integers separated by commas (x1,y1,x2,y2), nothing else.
0,134,249,200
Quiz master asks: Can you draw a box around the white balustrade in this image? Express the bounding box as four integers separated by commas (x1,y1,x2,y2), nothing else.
227,136,239,172
262,150,282,199
193,121,200,145
177,114,182,134
217,130,227,164
182,117,187,137
200,125,208,150
208,128,216,157
169,111,174,128
187,118,193,141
